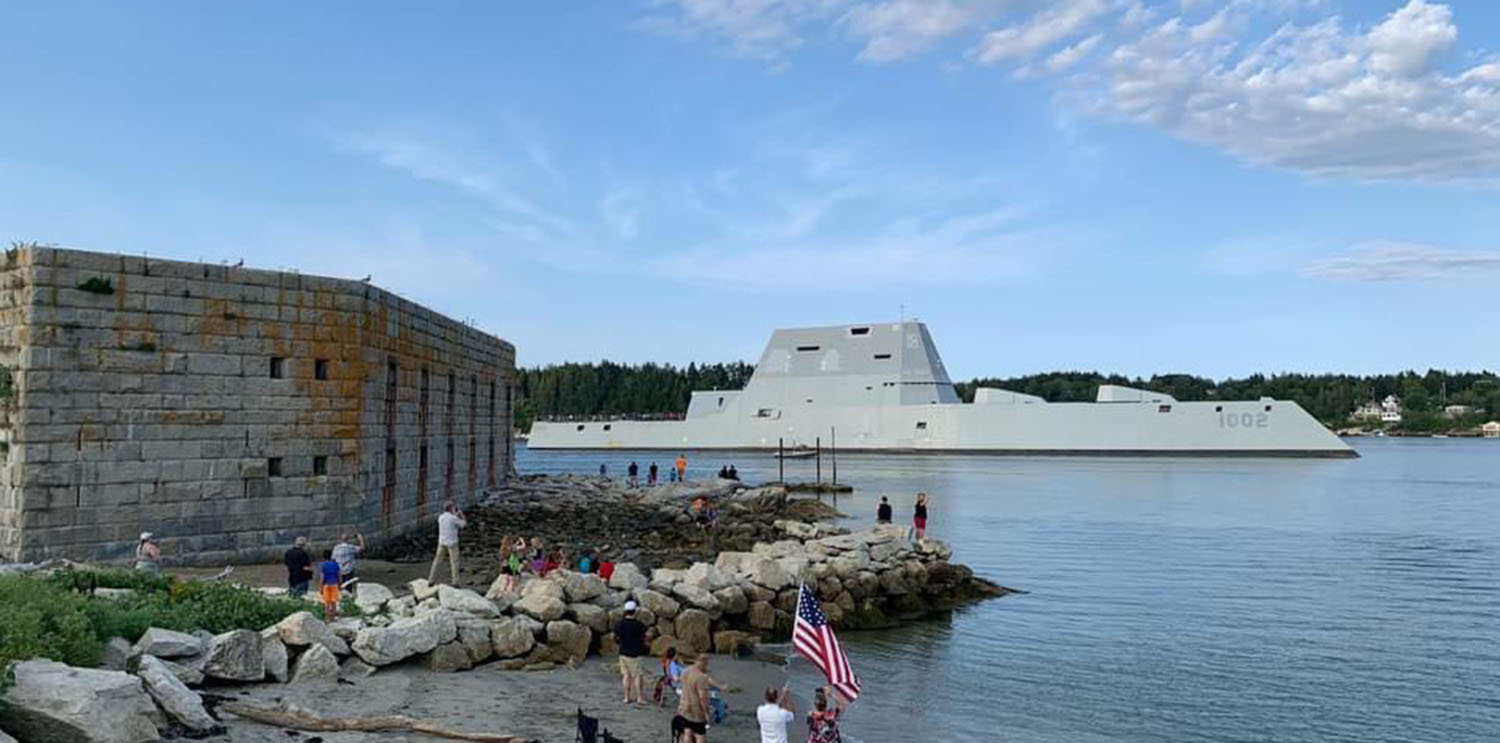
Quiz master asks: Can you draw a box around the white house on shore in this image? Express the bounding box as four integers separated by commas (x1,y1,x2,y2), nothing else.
1483,421,1500,438
1352,395,1403,424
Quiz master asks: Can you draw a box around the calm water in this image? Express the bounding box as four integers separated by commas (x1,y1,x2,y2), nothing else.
520,439,1500,742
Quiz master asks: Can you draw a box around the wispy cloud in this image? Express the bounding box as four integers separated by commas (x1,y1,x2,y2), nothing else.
643,0,1500,183
1302,241,1500,281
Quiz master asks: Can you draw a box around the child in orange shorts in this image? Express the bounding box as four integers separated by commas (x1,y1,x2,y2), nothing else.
318,549,341,621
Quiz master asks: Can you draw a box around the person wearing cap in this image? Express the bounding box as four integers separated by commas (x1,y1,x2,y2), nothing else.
615,599,649,705
134,532,161,574
284,536,314,598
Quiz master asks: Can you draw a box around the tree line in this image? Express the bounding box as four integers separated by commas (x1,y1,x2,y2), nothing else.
513,362,1499,433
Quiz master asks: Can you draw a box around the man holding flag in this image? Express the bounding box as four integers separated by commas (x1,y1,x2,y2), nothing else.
792,582,859,741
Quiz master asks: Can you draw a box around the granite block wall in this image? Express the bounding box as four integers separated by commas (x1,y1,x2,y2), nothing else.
0,246,515,565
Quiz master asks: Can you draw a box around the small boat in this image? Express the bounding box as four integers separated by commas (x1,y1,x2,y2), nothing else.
773,449,818,459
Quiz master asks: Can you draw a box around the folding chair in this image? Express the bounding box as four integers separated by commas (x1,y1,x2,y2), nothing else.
576,707,600,743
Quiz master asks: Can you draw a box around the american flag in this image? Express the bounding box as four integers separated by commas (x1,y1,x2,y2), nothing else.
792,583,861,703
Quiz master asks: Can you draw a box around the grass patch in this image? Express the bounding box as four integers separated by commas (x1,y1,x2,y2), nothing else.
0,569,312,671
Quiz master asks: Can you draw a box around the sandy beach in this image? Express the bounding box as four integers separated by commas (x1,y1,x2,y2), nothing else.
218,653,800,742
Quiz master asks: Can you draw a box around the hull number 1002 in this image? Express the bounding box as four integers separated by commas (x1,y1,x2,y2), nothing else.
1220,411,1269,429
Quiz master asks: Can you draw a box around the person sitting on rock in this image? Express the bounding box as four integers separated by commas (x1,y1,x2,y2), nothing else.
727,465,739,480
876,496,892,524
542,546,564,576
655,646,685,705
527,537,546,574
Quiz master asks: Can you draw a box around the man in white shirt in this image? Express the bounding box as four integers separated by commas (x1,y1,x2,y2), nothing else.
756,685,796,743
428,501,467,585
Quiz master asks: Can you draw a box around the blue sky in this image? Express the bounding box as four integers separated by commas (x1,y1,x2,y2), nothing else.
2,1,1498,379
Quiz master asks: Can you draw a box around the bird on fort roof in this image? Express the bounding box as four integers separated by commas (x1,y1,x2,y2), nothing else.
361,275,372,283
233,258,244,267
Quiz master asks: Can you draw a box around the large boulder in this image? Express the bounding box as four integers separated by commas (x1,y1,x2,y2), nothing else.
633,589,679,619
491,618,537,659
483,574,521,605
648,567,686,593
131,627,201,659
712,630,757,657
514,589,567,622
350,613,445,666
135,655,216,732
202,629,264,682
713,585,748,615
276,611,350,655
545,620,591,663
672,583,721,614
135,656,203,687
99,637,133,671
1,659,161,743
407,578,440,602
713,551,757,576
455,617,495,663
438,585,501,618
354,582,395,614
558,571,608,602
673,609,712,656
567,603,610,634
339,657,377,681
290,644,340,685
682,563,732,591
328,618,363,643
747,558,794,591
424,642,474,672
607,563,649,591
259,629,289,683
747,601,777,630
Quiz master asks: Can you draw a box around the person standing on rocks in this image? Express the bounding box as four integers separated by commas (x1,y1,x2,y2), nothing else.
134,532,161,574
628,461,640,488
675,453,688,482
428,500,467,586
913,492,929,540
317,549,342,621
284,536,313,597
757,685,797,743
332,532,365,585
876,497,892,524
615,600,649,705
649,461,659,486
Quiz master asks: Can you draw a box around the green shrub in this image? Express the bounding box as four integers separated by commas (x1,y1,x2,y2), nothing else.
45,567,172,593
77,276,114,294
0,577,102,669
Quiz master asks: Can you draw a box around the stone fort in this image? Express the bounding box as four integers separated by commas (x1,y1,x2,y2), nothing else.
0,246,515,565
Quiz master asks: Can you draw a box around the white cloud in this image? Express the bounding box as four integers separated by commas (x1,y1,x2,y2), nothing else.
1302,241,1500,281
642,0,1500,182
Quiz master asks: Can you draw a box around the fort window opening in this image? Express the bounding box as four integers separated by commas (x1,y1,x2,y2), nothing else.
313,456,327,476
1264,405,1273,412
314,359,329,380
576,424,586,431
1159,405,1172,413
603,424,612,431
269,357,285,379
874,353,892,360
849,327,870,336
267,457,283,477
915,421,928,430
795,345,820,352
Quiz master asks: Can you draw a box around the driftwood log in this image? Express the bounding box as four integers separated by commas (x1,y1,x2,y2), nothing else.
221,701,538,743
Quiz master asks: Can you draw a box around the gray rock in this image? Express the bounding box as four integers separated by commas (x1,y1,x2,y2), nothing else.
353,582,395,614
674,609,712,656
423,642,474,672
558,571,608,602
202,629,264,682
712,551,757,576
259,629,289,683
682,563,732,591
633,588,680,619
290,644,340,685
338,657,377,681
567,603,609,634
648,567,686,593
276,611,350,655
328,617,363,643
713,585,748,615
99,637,133,671
135,655,216,732
671,583,722,614
350,612,444,666
136,656,204,687
490,617,537,659
438,585,501,617
747,601,777,630
747,557,794,591
1,659,161,743
407,578,440,601
514,591,567,622
545,620,591,663
131,627,202,659
455,617,495,663
607,562,649,591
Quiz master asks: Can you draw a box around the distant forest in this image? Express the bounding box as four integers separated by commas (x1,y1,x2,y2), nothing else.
514,363,1500,433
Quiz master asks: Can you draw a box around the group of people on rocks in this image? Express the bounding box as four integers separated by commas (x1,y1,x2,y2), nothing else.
281,528,369,621
876,491,930,540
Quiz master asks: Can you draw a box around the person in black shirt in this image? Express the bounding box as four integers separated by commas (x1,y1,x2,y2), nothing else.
914,492,929,540
615,600,650,705
628,461,639,488
284,536,313,597
876,496,892,524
